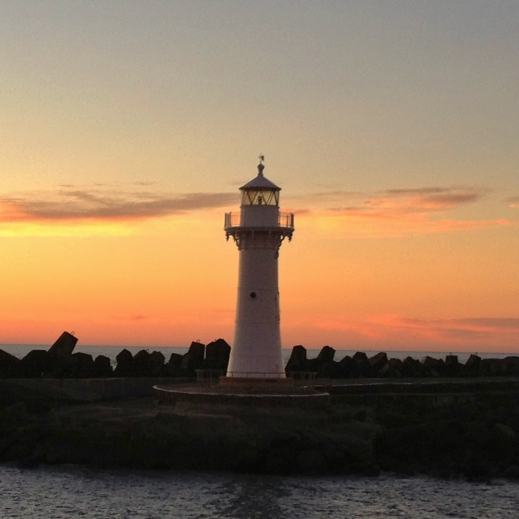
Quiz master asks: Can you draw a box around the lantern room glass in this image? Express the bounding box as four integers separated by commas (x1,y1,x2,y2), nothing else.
241,189,279,206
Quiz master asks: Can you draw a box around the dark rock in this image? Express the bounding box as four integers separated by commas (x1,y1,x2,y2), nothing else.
317,346,335,363
321,441,348,471
120,350,165,377
379,358,403,378
481,358,505,377
180,342,205,373
352,351,369,363
402,356,423,377
149,351,166,376
445,354,458,365
444,355,463,377
464,454,495,481
492,422,516,442
351,352,374,378
0,350,22,378
132,350,155,377
503,356,519,376
168,353,183,368
329,360,344,379
47,331,78,359
296,449,328,474
501,464,519,479
305,358,333,378
164,353,184,377
369,352,388,375
262,432,304,474
93,355,113,377
357,462,381,477
313,346,336,378
68,353,95,378
20,350,54,378
465,354,481,375
114,349,133,377
204,339,230,370
378,418,467,477
305,357,320,374
336,355,353,378
285,345,308,373
421,356,444,377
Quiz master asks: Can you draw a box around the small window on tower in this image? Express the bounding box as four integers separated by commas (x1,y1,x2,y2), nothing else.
249,291,257,299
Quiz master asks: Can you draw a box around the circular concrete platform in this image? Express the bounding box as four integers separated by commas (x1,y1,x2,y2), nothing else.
154,381,330,409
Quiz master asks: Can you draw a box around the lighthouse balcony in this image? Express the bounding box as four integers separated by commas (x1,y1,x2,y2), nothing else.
224,211,294,234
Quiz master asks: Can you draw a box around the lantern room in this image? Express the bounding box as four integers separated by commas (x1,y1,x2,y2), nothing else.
239,162,281,207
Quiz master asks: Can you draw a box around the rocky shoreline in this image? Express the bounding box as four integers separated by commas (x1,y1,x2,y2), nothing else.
2,333,519,380
1,333,519,480
0,379,519,480
2,376,519,480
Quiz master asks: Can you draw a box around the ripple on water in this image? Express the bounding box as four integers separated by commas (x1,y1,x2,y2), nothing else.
1,465,518,519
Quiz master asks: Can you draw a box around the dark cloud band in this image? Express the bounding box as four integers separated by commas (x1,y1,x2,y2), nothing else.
0,189,236,222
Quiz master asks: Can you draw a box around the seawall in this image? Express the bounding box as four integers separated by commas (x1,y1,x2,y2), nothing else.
4,377,191,400
2,376,519,480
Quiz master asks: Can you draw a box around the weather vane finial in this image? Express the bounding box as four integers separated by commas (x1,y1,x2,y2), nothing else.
257,154,265,176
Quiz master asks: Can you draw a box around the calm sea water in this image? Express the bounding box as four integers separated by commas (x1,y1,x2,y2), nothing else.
1,464,518,519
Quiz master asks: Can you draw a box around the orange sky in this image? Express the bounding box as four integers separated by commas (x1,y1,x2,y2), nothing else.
1,196,518,352
1,2,519,353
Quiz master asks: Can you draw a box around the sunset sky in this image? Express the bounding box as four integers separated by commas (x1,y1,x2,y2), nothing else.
1,1,518,352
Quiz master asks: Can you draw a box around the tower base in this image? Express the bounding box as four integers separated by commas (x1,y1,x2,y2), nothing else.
154,379,330,409
219,376,294,389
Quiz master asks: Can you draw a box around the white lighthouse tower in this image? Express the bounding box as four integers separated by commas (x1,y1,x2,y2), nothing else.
224,157,294,380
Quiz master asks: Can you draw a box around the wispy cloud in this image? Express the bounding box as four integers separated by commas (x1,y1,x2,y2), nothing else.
506,196,519,208
288,186,513,237
0,187,236,223
324,186,486,216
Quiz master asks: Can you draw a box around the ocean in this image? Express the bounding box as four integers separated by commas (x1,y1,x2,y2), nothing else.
1,464,518,519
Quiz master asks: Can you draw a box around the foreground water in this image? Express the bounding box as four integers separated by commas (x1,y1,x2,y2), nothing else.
1,464,518,519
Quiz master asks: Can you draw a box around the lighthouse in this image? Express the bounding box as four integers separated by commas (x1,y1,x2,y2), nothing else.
224,157,294,379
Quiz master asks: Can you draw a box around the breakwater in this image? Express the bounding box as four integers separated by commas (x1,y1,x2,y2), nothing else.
2,333,518,380
1,375,519,480
2,334,519,480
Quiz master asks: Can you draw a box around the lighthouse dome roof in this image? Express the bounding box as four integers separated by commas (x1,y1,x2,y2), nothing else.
240,162,281,191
